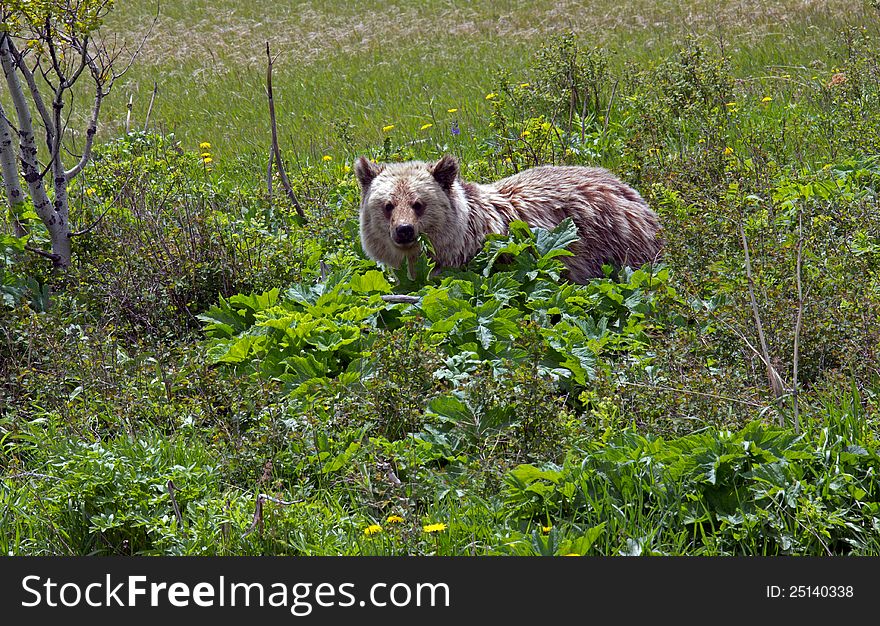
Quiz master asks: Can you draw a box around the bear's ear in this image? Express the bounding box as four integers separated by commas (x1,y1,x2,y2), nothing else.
354,157,381,190
431,154,459,190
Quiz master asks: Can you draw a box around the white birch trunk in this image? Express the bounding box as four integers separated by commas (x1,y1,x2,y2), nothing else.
0,35,69,268
0,100,27,237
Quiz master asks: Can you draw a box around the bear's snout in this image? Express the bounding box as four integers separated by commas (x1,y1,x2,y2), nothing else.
393,223,416,245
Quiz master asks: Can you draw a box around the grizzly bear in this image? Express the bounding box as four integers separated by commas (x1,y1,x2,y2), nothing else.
354,155,662,283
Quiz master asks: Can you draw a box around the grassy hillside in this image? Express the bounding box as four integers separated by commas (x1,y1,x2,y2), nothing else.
2,1,880,556
102,0,870,162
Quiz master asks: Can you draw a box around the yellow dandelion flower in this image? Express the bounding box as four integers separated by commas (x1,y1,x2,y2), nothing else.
200,152,212,159
364,524,382,537
723,146,733,156
761,96,773,103
542,525,552,533
562,553,581,557
199,142,211,150
382,124,395,132
203,157,213,164
85,187,96,196
485,93,498,100
521,130,531,138
322,155,333,161
422,522,447,533
386,515,405,524
420,123,434,131
519,83,531,88
447,108,458,113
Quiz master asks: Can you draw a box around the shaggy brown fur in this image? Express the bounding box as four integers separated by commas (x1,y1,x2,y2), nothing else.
354,155,662,283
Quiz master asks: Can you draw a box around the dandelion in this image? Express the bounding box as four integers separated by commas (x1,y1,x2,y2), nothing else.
521,130,531,138
322,155,333,161
723,146,733,156
386,515,405,524
420,123,434,131
85,187,96,196
542,525,552,534
447,108,458,113
761,96,773,103
203,156,213,165
562,553,581,557
382,124,395,132
199,142,211,150
364,524,382,537
485,92,498,100
519,83,531,88
422,522,447,533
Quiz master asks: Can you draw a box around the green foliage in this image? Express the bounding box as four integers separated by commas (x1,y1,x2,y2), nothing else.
502,416,880,555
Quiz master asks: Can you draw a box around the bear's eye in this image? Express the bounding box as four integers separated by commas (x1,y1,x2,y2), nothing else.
383,202,394,216
412,200,424,215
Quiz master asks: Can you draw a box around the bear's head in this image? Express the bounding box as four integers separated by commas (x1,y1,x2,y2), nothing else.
354,154,460,268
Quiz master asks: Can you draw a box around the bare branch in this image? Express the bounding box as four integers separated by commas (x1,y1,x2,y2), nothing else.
166,480,184,527
739,222,786,422
143,81,158,132
265,41,306,222
64,58,103,179
25,244,61,263
792,210,805,434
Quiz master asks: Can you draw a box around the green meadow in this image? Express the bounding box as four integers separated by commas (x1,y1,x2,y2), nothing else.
2,1,880,555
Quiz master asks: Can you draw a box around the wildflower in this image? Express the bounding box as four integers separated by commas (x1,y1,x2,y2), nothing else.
420,123,433,131
562,553,581,557
761,96,773,103
382,124,395,132
519,83,531,88
322,155,332,161
723,146,733,156
450,121,460,136
85,187,96,196
485,92,497,100
447,108,458,113
203,156,213,165
364,524,382,537
521,130,531,138
386,515,405,524
542,525,552,534
422,522,447,533
725,102,737,108
827,73,846,88
199,142,211,150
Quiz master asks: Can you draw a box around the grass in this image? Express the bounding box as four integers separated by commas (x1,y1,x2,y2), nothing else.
101,0,872,164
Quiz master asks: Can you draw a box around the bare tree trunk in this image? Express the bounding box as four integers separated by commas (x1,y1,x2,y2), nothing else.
0,100,27,237
0,35,67,268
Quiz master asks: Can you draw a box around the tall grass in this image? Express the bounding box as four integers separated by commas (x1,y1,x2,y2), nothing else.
102,0,873,166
